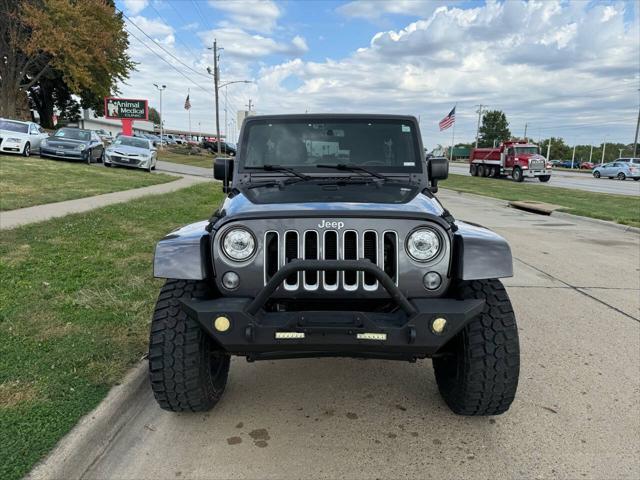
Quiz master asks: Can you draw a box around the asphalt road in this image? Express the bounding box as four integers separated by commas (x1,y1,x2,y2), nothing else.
449,163,640,196
68,190,640,480
156,160,213,178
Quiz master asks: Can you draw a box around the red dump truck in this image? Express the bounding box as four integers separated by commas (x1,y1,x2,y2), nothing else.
469,140,552,182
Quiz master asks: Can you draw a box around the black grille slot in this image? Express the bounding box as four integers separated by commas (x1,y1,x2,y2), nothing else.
265,232,278,281
304,231,318,286
284,231,298,285
343,231,357,286
324,231,338,286
383,232,397,283
363,231,377,286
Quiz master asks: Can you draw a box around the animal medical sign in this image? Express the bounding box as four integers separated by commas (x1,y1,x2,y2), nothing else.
104,98,148,120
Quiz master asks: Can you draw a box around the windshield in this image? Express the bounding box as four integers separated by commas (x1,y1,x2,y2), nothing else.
515,146,539,155
54,128,90,141
113,137,149,149
242,119,421,172
0,120,29,134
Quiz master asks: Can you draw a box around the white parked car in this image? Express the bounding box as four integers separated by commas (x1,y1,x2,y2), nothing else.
104,135,158,172
0,118,49,157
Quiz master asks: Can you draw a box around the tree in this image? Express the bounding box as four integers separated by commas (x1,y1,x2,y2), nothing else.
0,0,134,126
478,110,511,147
148,107,161,126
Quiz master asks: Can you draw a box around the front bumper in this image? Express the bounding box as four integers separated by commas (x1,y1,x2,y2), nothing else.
181,260,484,360
523,167,551,177
106,154,149,168
40,147,87,161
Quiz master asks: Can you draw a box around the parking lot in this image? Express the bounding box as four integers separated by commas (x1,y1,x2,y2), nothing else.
28,188,639,480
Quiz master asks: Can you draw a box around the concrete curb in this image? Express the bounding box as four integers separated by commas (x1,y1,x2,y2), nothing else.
25,361,149,480
439,188,640,235
551,210,640,234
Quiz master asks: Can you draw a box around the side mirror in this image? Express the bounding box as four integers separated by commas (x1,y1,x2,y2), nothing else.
214,157,234,192
427,157,449,193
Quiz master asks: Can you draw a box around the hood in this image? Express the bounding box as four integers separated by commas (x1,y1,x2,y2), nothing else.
218,184,445,220
108,144,149,156
516,153,546,161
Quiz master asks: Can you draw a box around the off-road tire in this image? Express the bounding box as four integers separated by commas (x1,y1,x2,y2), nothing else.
538,175,551,182
433,279,520,416
512,167,524,182
149,279,230,412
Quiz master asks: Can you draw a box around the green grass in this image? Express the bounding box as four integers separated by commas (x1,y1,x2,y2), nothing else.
0,183,225,480
441,174,640,228
0,155,175,211
159,149,215,169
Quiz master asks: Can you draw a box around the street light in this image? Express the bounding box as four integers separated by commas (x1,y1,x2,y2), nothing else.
153,83,166,146
207,39,252,154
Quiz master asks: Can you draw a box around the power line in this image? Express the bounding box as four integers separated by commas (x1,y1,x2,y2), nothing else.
190,0,215,31
148,2,204,68
124,26,213,95
121,10,210,80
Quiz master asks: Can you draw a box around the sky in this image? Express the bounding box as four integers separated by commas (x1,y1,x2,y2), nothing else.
114,0,639,148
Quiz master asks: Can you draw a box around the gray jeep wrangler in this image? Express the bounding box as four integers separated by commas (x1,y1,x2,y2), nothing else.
150,114,519,416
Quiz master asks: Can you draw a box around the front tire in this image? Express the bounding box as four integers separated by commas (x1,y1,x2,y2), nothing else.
23,142,31,157
538,175,551,182
433,279,520,416
512,167,524,182
593,171,601,178
149,279,230,412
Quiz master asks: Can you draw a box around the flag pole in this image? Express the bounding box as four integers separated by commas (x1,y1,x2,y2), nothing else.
450,107,456,162
187,88,191,141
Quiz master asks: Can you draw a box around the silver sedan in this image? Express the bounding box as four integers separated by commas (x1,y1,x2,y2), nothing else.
104,135,157,172
592,161,640,181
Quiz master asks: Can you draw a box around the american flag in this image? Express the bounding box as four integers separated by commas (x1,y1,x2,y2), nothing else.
184,94,191,110
439,106,455,131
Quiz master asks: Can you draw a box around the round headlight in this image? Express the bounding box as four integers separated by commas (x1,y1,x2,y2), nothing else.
222,228,256,261
406,228,441,262
76,144,86,151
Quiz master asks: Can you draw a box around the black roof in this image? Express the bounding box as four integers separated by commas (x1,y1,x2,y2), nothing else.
244,113,419,122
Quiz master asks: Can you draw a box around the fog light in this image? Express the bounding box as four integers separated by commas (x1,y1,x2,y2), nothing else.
431,317,447,334
423,271,442,290
222,271,240,290
214,316,231,332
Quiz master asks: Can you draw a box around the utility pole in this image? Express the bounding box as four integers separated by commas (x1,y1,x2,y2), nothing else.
213,39,221,155
619,148,624,157
546,138,551,161
224,86,228,145
634,91,640,157
589,144,593,163
153,83,166,147
571,144,576,168
474,104,484,148
246,99,253,113
601,140,606,165
523,122,528,139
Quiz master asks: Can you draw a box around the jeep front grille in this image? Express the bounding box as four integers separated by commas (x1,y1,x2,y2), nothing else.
264,229,398,291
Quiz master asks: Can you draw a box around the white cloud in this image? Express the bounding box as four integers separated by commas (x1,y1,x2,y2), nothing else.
129,15,174,43
337,0,451,21
122,0,149,16
208,0,281,33
198,28,308,59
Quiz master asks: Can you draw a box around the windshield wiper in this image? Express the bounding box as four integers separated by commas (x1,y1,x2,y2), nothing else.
316,163,387,180
245,164,311,181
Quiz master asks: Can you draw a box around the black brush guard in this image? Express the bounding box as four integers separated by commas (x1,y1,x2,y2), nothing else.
181,259,484,360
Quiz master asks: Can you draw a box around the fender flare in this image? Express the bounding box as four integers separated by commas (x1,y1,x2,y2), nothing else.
153,220,211,280
451,221,513,280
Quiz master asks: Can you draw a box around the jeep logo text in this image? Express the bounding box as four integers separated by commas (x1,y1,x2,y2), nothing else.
317,220,344,229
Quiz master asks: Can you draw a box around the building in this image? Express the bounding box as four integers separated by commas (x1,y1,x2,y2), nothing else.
74,109,155,136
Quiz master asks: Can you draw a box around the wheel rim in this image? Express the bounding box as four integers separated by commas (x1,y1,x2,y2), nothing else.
594,172,600,178
618,173,625,180
25,145,30,156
